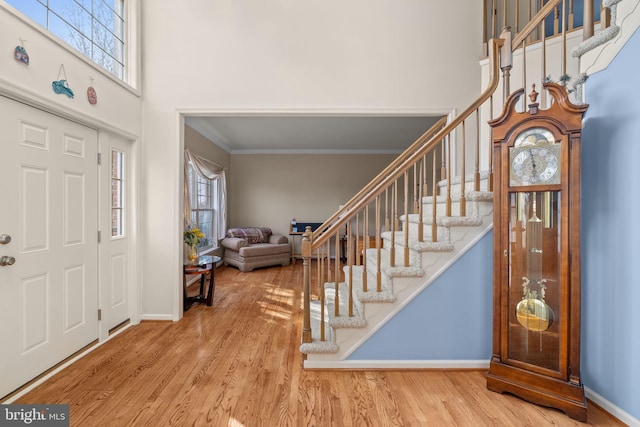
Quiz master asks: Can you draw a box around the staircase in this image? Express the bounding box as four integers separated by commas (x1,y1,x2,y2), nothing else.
299,0,635,368
301,177,494,363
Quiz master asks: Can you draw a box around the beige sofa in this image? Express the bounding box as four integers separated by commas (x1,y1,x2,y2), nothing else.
220,227,290,272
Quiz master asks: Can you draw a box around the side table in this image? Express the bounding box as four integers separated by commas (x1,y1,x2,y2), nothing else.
183,255,220,311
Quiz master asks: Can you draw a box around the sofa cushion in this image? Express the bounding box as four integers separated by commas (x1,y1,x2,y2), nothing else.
225,227,272,244
269,234,288,244
238,243,290,257
220,237,249,251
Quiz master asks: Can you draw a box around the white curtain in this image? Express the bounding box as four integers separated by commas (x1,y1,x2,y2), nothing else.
184,149,227,240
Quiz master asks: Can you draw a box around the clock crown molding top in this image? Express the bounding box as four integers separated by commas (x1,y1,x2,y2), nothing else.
489,82,589,142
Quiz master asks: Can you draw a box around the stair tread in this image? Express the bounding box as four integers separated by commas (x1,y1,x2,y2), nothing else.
344,265,397,303
324,282,367,328
300,300,339,354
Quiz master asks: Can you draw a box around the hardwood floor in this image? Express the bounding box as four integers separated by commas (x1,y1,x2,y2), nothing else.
15,263,622,426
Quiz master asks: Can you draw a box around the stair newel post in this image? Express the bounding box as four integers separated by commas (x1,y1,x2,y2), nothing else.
582,0,593,38
301,226,313,344
460,120,467,217
375,195,382,292
403,171,410,267
432,149,439,243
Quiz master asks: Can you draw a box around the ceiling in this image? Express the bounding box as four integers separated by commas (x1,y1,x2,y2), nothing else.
185,115,445,154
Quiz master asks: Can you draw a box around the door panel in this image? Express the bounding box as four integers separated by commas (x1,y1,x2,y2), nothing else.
0,96,99,398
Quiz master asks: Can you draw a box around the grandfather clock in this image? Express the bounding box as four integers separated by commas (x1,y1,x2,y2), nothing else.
487,82,588,422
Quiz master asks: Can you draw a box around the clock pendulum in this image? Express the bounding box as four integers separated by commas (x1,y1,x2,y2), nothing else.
516,193,553,353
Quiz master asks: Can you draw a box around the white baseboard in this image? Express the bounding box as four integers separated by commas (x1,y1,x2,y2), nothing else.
303,359,490,370
139,314,175,321
585,386,640,427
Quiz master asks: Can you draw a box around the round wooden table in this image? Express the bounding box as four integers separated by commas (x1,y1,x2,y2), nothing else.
183,255,220,311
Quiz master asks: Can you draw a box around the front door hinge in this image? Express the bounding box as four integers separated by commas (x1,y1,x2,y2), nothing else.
98,230,102,243
98,309,102,321
97,152,102,165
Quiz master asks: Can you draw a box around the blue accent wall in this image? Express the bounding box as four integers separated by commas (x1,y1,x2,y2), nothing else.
581,28,640,420
350,29,640,421
349,231,493,360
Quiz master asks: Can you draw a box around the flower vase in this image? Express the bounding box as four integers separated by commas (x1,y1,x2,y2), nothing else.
188,245,198,265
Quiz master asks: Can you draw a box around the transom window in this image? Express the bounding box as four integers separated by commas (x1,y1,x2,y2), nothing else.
6,0,125,80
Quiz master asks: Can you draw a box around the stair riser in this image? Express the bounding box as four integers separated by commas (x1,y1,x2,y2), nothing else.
436,177,490,195
404,222,450,243
416,199,485,218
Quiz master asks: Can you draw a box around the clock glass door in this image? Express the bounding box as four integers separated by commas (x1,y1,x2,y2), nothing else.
507,190,561,372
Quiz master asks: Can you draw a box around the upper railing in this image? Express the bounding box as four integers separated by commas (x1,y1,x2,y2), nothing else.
300,0,608,349
484,0,609,50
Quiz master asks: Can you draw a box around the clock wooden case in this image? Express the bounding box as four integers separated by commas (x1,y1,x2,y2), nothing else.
487,82,588,422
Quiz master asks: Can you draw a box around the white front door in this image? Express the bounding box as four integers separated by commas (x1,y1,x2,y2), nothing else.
0,96,99,398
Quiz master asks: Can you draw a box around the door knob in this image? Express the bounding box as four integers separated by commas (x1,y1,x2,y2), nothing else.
0,256,15,266
0,234,11,245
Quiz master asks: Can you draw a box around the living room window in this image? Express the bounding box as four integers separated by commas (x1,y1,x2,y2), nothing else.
184,149,227,254
5,0,126,80
187,163,219,252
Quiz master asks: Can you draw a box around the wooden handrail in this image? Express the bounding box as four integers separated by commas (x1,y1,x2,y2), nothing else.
308,36,505,251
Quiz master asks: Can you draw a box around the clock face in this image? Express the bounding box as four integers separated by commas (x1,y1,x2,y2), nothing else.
509,128,560,186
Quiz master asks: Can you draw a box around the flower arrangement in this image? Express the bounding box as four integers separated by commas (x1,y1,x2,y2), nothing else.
184,227,205,248
184,227,205,264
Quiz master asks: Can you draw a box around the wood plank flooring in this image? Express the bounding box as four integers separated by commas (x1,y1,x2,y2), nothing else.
14,263,623,426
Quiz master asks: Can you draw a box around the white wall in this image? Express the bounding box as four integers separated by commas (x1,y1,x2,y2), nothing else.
140,0,484,318
229,153,397,251
0,4,142,328
0,5,141,136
